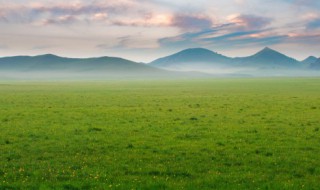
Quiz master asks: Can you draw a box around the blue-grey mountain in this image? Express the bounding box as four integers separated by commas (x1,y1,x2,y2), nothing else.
301,56,318,65
234,47,300,68
151,48,232,68
310,58,320,70
0,48,319,78
0,54,160,72
150,47,302,70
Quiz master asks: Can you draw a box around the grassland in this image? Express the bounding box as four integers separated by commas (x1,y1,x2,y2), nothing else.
0,78,320,189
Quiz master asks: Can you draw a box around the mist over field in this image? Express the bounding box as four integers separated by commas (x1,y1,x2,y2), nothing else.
0,47,319,80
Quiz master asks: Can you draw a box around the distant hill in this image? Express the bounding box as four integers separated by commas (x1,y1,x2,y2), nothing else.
0,54,161,72
150,48,232,69
0,54,171,75
149,47,309,74
235,47,300,69
0,54,179,79
0,54,215,79
310,58,320,70
301,56,318,65
1,49,319,79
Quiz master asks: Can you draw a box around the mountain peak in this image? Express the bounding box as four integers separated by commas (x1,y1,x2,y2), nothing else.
35,54,61,58
181,48,213,52
306,56,317,59
302,56,317,64
253,47,284,57
176,48,218,56
310,57,320,69
150,48,230,67
259,47,277,53
263,47,272,50
243,47,299,67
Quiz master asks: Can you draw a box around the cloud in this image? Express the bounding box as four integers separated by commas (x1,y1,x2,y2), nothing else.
31,45,55,50
91,13,108,21
111,13,172,27
286,0,320,8
171,14,213,31
159,24,287,50
306,18,320,30
229,14,272,30
0,11,7,21
41,15,77,25
30,2,133,16
97,35,159,50
0,1,215,30
0,44,8,49
1,0,320,61
0,1,142,25
286,33,320,45
234,0,246,4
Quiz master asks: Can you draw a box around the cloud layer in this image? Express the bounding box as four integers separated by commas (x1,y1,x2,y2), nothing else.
0,0,319,61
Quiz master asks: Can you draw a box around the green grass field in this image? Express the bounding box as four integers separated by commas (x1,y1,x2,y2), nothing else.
0,78,320,189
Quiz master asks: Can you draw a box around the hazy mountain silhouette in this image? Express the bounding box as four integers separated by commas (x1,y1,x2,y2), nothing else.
310,58,320,70
151,48,232,68
0,48,319,79
0,54,179,79
150,47,308,73
235,47,300,68
0,54,162,73
302,56,318,65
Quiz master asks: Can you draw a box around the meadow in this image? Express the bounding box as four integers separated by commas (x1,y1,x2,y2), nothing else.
0,78,319,189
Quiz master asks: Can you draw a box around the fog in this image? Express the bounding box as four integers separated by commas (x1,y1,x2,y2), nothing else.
0,69,216,81
147,64,320,78
1,68,320,81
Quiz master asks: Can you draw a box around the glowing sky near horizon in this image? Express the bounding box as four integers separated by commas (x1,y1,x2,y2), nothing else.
0,0,319,62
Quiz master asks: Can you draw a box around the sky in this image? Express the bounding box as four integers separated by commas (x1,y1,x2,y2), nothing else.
0,0,319,62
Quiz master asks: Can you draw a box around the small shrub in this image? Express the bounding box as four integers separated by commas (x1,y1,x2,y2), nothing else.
308,167,316,174
2,118,9,122
217,142,225,146
88,127,102,132
190,117,198,121
265,152,273,157
62,184,80,190
126,143,134,149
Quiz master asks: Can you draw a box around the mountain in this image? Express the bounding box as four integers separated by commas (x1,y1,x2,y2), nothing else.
0,54,162,73
301,56,318,65
310,58,320,70
235,47,300,69
0,54,178,79
149,47,305,75
150,48,232,70
1,49,319,79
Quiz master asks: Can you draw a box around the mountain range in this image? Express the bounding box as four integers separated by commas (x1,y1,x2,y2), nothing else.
0,47,319,78
310,58,320,70
0,54,159,72
150,47,317,73
301,56,318,65
0,54,172,79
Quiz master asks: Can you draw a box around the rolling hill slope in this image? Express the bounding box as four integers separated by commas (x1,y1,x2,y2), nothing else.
301,56,318,65
0,54,177,79
150,48,233,69
0,54,161,73
310,58,320,70
234,47,301,69
150,47,309,73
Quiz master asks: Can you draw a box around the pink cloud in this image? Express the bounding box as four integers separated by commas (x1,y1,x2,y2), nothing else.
171,14,213,31
229,14,272,30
